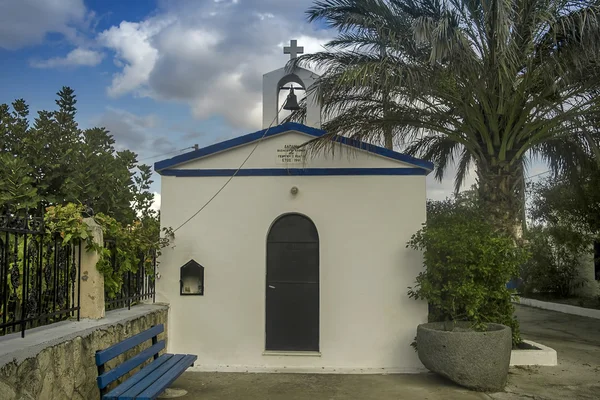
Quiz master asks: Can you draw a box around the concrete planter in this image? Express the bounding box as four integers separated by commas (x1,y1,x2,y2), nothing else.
510,340,557,366
416,322,512,392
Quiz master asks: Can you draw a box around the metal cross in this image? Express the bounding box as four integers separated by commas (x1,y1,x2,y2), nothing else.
284,40,304,60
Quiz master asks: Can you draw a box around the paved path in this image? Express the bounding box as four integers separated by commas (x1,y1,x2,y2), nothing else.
167,372,489,400
490,305,600,400
166,305,600,399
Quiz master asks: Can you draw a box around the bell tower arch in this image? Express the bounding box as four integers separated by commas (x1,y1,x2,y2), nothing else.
262,40,321,128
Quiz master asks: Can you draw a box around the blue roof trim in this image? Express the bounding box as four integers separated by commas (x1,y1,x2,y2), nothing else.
160,168,428,177
154,122,434,172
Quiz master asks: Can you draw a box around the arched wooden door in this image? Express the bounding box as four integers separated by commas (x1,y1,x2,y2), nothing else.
266,214,319,351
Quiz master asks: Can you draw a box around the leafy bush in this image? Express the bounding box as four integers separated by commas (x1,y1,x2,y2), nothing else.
408,198,529,346
520,226,586,298
45,203,173,298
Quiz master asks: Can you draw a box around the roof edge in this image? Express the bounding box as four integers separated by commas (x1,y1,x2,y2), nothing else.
154,122,434,173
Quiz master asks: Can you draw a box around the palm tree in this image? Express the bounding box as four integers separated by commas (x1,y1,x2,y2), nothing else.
288,0,600,238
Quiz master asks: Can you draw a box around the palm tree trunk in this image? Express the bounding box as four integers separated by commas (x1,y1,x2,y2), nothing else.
382,90,393,149
476,163,524,241
383,125,393,149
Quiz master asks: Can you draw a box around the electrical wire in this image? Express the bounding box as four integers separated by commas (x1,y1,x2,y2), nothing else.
525,170,551,181
173,104,286,233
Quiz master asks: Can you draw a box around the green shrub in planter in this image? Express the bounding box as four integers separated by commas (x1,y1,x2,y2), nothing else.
408,199,529,346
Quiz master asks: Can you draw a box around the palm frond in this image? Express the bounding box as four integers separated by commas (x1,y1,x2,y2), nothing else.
454,147,473,193
285,0,600,199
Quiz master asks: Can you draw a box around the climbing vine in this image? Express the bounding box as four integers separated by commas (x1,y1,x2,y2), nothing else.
44,203,93,245
44,203,173,298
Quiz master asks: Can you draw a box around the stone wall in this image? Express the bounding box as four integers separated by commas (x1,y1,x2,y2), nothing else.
0,305,168,400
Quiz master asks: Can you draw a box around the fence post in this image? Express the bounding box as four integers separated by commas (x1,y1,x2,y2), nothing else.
78,218,105,319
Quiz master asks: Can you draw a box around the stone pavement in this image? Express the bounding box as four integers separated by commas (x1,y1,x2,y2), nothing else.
164,305,600,399
489,304,600,400
165,372,489,400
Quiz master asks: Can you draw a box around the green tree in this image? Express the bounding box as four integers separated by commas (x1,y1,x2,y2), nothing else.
520,225,586,297
524,165,600,295
0,99,29,154
26,87,81,204
70,128,138,222
132,164,157,220
529,165,600,240
0,87,147,224
0,154,38,208
0,87,169,298
290,0,600,238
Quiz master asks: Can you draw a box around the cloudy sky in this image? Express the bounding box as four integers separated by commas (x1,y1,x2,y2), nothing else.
0,0,548,209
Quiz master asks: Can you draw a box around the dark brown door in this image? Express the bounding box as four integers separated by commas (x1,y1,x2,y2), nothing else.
266,214,319,351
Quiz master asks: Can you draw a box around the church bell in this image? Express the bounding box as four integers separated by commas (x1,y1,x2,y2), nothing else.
283,87,301,111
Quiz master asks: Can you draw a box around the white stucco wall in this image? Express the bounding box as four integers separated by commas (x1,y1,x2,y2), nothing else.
156,132,428,373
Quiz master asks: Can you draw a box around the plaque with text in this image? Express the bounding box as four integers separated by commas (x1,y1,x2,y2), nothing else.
276,144,307,165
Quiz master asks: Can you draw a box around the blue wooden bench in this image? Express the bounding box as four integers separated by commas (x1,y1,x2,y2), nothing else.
96,324,197,400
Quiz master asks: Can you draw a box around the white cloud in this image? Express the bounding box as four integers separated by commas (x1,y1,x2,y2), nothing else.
97,1,332,130
426,164,477,201
0,0,86,50
151,192,161,213
92,107,172,158
99,18,174,97
31,47,104,68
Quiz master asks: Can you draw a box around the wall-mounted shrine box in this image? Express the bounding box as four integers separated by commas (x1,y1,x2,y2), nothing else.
180,259,204,296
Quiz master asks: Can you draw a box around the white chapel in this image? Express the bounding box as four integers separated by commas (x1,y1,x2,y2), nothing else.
154,40,432,373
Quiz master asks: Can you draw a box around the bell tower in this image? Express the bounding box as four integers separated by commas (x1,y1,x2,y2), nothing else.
262,40,321,129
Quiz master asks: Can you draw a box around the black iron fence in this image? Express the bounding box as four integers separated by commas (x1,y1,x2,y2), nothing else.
104,240,156,311
0,207,81,337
